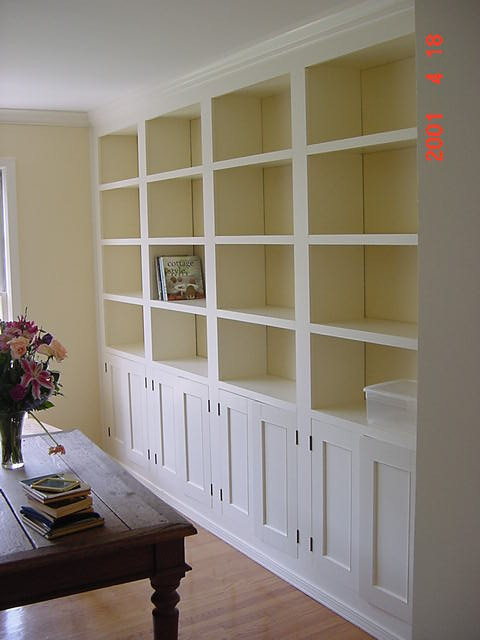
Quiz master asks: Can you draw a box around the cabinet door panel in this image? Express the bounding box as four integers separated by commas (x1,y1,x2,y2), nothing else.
159,384,177,473
311,420,358,587
176,378,212,507
253,402,297,557
127,368,148,466
359,437,415,622
219,391,253,533
149,371,179,494
104,355,148,471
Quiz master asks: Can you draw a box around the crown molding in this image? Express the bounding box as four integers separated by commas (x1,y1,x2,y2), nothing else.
89,0,414,129
0,109,89,127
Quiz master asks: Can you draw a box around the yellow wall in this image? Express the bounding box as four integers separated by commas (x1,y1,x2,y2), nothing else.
0,123,100,443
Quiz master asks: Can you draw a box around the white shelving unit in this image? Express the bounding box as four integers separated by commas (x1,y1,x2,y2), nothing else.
93,7,418,638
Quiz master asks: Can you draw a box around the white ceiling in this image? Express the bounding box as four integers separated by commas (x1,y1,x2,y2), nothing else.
0,0,365,112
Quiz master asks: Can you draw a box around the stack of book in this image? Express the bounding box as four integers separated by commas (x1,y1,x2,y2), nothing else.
19,473,104,539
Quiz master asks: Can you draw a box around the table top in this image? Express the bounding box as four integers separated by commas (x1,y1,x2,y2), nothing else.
0,430,196,571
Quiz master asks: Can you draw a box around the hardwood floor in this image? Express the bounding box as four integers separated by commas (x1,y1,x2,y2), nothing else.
0,526,372,639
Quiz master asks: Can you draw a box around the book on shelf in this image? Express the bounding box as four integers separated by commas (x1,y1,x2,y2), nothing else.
20,506,104,540
20,474,91,504
25,493,93,519
155,255,205,301
155,254,165,300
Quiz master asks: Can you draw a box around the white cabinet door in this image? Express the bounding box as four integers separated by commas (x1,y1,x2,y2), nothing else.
218,390,254,535
148,370,181,495
359,437,415,623
103,355,149,471
252,401,298,557
311,419,359,588
175,377,212,508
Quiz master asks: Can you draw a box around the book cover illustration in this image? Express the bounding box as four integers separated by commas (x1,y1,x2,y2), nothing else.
157,255,205,301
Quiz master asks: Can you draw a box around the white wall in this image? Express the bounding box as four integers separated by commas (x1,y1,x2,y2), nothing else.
0,123,101,443
413,1,480,638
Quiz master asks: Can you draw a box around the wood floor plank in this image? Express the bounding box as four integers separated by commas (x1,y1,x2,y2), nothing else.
0,526,372,639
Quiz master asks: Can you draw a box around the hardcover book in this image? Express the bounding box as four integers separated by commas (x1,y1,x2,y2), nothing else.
20,506,104,539
156,255,205,301
155,255,165,300
26,493,93,518
20,474,91,504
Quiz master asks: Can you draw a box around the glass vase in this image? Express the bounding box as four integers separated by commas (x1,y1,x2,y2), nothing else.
0,411,26,469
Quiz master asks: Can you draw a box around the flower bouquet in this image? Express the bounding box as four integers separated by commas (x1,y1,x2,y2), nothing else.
0,313,67,468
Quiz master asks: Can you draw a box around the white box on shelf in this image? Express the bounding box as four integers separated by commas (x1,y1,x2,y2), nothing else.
364,379,417,430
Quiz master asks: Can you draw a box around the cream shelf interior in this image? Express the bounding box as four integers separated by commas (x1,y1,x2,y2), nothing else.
310,333,417,418
146,104,202,175
151,308,207,377
214,161,293,236
103,300,145,357
100,186,140,239
306,35,416,144
212,75,291,162
218,318,296,403
102,245,142,299
148,175,203,238
216,244,294,322
99,128,139,184
309,244,418,346
307,145,417,235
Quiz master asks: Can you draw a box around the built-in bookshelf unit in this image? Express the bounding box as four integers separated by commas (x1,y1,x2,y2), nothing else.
94,7,419,638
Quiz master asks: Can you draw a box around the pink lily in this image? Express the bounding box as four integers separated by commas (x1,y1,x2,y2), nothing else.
20,359,54,399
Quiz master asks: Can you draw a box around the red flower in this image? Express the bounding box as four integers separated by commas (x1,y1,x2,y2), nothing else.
20,359,54,399
48,445,66,455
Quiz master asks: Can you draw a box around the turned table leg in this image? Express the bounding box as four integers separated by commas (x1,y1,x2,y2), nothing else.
150,572,183,640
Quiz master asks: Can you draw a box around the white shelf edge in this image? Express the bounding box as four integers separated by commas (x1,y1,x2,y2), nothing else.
150,299,207,315
103,293,144,305
148,237,206,246
218,378,297,411
307,127,417,156
105,344,146,361
145,165,203,183
101,238,141,246
217,307,296,329
311,406,416,451
309,322,418,350
152,356,208,379
308,234,418,246
215,235,294,245
213,149,292,171
99,177,140,191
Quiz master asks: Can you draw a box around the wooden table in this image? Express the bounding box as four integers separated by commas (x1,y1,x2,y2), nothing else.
0,429,197,639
